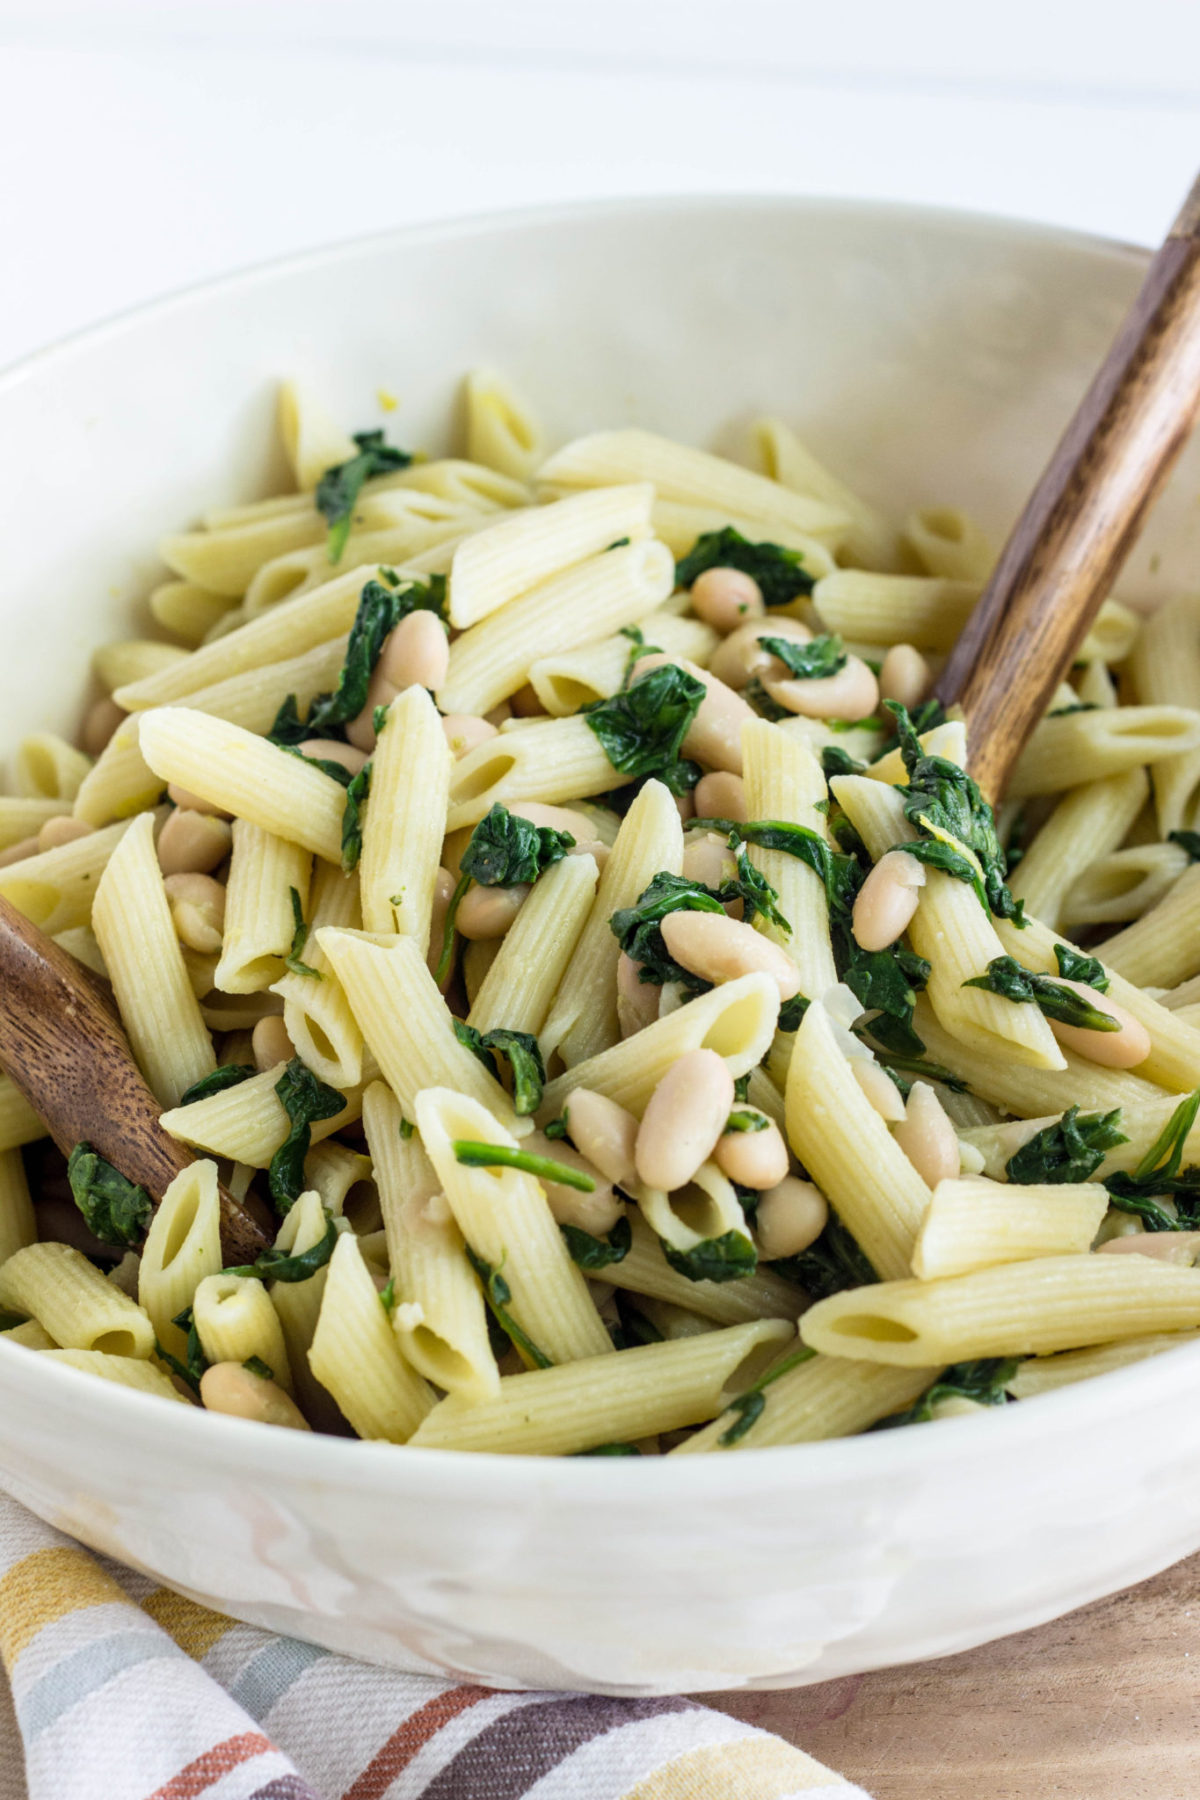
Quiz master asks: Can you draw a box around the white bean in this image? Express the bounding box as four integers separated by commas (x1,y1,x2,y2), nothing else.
714,1113,790,1188
849,1058,907,1122
168,782,231,819
252,1015,295,1072
693,771,747,823
682,832,737,890
82,696,126,758
765,654,879,722
298,738,369,777
456,882,529,940
851,849,926,952
709,617,811,690
755,1177,828,1259
1098,1230,1200,1265
381,609,450,693
617,952,661,1038
659,910,802,999
635,1048,734,1191
1048,982,1152,1069
879,643,932,711
0,836,38,868
157,809,232,876
442,713,498,758
567,1088,639,1188
892,1081,960,1187
636,653,755,774
200,1361,311,1430
164,872,226,954
525,1129,621,1236
689,567,764,633
37,816,93,852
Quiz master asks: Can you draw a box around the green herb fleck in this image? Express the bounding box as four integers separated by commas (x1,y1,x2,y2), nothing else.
66,1144,152,1248
242,1355,275,1381
465,1246,552,1368
285,886,322,979
452,1140,595,1192
268,1060,346,1214
316,431,414,561
676,527,815,609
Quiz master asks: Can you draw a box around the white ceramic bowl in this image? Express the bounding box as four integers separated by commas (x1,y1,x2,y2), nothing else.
4,197,1200,1696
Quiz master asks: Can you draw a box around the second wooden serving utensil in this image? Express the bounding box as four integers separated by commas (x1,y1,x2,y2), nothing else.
937,170,1200,800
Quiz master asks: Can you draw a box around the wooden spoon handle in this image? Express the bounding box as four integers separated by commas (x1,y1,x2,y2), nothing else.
0,895,269,1265
936,173,1200,800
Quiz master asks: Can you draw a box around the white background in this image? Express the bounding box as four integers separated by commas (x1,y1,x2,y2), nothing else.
0,0,1198,367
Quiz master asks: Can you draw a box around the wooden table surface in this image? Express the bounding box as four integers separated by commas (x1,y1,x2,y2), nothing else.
704,1553,1200,1799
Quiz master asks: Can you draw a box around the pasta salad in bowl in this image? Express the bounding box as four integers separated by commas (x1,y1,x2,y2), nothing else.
2,198,1200,1689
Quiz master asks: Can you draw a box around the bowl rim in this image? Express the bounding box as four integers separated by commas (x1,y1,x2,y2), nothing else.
0,188,1184,1497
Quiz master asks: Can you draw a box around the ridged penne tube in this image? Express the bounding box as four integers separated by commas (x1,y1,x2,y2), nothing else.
0,1243,154,1357
0,1078,43,1153
463,368,545,484
0,815,139,935
811,571,977,649
3,1322,58,1350
267,1191,346,1430
309,1228,436,1442
446,716,631,833
539,973,779,1122
801,1255,1200,1366
649,502,836,596
359,686,450,943
674,1357,938,1453
902,505,994,581
302,1142,371,1215
784,998,930,1281
175,637,349,735
539,778,683,1069
1009,767,1149,931
992,914,1200,1095
72,716,165,827
416,1087,613,1365
113,563,379,709
193,1271,292,1389
363,1082,497,1401
0,1151,36,1267
447,484,653,629
1096,865,1200,990
277,380,357,488
741,720,837,999
385,458,528,511
215,821,311,993
160,1062,359,1167
911,1178,1108,1280
94,640,190,693
862,718,967,788
1007,1331,1200,1398
271,863,363,1089
14,734,92,802
39,1350,189,1403
317,930,519,1130
603,1214,805,1325
0,796,69,850
527,611,717,715
832,774,1064,1071
92,812,215,1107
1130,592,1200,832
440,539,673,716
1063,841,1190,928
752,417,902,570
137,1159,223,1358
243,514,469,616
1080,598,1141,666
961,1095,1200,1184
633,1162,749,1258
1009,707,1200,799
138,709,346,863
467,851,597,1038
539,430,850,545
161,490,426,597
408,1318,793,1455
912,999,1166,1118
148,579,236,645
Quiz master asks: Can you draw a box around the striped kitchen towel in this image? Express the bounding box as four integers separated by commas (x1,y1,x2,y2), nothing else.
0,1494,872,1800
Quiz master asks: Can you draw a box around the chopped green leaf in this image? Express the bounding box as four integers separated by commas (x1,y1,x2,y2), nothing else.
340,762,371,872
242,1355,275,1381
543,1112,569,1140
561,1215,631,1270
821,745,867,779
772,1212,877,1299
1048,702,1099,717
399,1117,414,1140
268,1060,346,1214
452,1022,546,1115
452,1140,596,1192
724,1109,768,1134
878,1357,1020,1428
660,1229,757,1284
66,1144,153,1248
163,1305,208,1392
465,1246,553,1367
226,1207,339,1280
285,886,322,979
178,1064,256,1107
1104,1091,1200,1229
1169,829,1200,862
1053,944,1109,991
316,430,414,561
675,527,815,609
963,956,1118,1031
758,633,847,681
582,663,705,780
379,1277,396,1315
1005,1106,1127,1185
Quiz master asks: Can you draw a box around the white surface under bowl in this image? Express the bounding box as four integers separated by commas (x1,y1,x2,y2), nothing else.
3,196,1200,1694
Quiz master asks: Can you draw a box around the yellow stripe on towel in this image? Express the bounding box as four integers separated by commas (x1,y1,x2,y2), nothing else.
140,1587,235,1660
626,1734,849,1797
0,1545,127,1667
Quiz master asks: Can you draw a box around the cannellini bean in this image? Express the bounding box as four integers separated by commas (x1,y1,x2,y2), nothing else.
510,801,593,841
524,1129,622,1236
1048,982,1152,1069
346,665,398,752
682,832,738,890
674,790,696,824
617,952,660,1038
298,738,368,777
892,1081,960,1187
252,1015,295,1072
200,1362,311,1430
714,1113,790,1188
709,617,811,690
157,809,232,876
755,1177,828,1259
82,696,127,758
168,782,231,819
426,866,457,986
37,816,93,852
851,849,927,952
456,881,530,940
879,643,932,711
689,567,765,633
693,770,747,823
764,654,879,722
1098,1230,1200,1265
164,872,226,954
849,1057,907,1122
637,653,755,774
566,1088,639,1188
442,713,498,758
659,910,802,1000
0,836,38,868
635,1048,734,1191
380,608,450,693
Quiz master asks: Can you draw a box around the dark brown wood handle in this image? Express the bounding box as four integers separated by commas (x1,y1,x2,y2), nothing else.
0,895,269,1264
936,172,1200,800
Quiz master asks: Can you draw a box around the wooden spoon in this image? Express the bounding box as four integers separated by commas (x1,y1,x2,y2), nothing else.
0,893,269,1263
937,170,1200,800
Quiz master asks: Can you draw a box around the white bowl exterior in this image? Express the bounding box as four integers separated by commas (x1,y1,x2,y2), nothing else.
3,197,1200,1690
